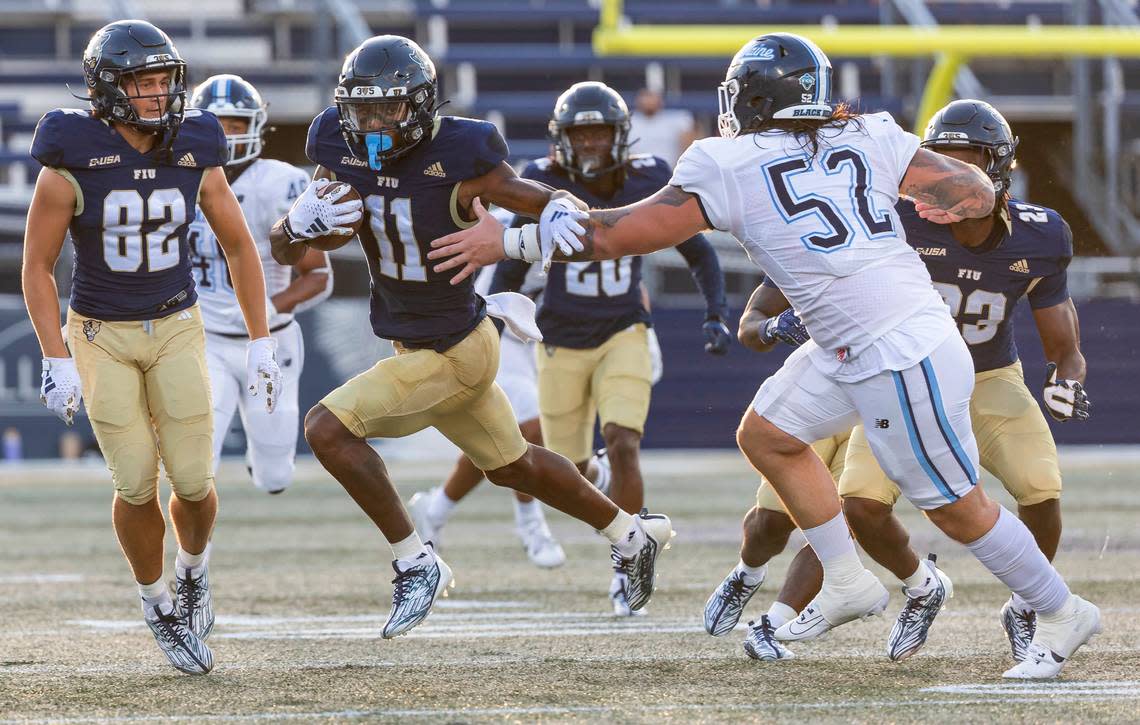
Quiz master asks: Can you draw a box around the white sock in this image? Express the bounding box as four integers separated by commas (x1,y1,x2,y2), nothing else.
735,560,767,587
902,559,935,596
966,506,1070,616
426,487,456,526
390,531,428,563
602,510,642,555
766,601,797,629
176,544,209,575
513,498,542,525
1009,592,1032,613
138,578,172,617
801,512,862,585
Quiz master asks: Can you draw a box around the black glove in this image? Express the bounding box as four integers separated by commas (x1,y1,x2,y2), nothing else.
702,315,732,356
1043,362,1090,421
760,308,810,347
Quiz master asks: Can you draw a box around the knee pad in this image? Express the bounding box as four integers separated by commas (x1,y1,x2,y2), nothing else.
166,432,215,503
251,453,295,493
110,443,160,505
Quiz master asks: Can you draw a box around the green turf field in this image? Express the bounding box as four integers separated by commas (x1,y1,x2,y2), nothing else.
1,450,1138,723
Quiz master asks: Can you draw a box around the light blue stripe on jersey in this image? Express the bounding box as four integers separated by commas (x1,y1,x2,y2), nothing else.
919,358,978,486
892,370,959,503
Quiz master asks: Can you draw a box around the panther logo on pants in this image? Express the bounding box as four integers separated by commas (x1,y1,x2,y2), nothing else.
83,319,102,342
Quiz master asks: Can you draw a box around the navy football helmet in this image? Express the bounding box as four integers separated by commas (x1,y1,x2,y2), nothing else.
190,74,268,166
82,20,186,135
921,99,1019,196
335,35,438,170
717,33,833,138
548,81,631,182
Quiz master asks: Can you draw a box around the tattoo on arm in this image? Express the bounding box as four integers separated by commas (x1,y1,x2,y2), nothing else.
555,187,696,262
903,149,992,218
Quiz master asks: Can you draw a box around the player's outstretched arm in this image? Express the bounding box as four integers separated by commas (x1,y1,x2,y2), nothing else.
199,167,270,340
429,185,708,285
901,148,995,224
22,168,75,359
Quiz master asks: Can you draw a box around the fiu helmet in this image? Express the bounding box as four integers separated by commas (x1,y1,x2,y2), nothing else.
921,99,1019,196
190,74,268,166
717,32,833,138
335,35,438,170
82,20,187,135
548,81,631,182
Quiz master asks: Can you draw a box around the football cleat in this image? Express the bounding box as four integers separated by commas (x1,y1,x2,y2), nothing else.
704,566,764,636
517,515,566,569
382,546,453,639
610,509,674,612
175,563,215,641
1000,596,1037,662
145,603,214,675
609,572,647,617
775,568,889,642
1003,595,1101,679
744,616,795,661
407,489,442,550
591,448,612,497
886,555,953,662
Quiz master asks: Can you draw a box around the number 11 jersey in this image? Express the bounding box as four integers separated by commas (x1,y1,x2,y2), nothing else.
305,107,508,352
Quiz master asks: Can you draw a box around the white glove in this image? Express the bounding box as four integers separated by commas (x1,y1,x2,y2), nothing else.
1043,362,1090,422
283,179,363,242
41,357,82,425
246,337,282,413
647,327,664,385
539,196,587,256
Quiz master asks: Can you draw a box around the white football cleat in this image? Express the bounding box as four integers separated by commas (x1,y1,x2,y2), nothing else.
382,545,454,639
744,616,795,661
407,488,443,550
609,572,647,617
886,554,953,662
704,566,764,636
174,563,214,641
1000,596,1036,662
591,448,612,497
144,602,213,675
517,515,566,569
610,509,674,612
1003,595,1101,679
775,568,889,642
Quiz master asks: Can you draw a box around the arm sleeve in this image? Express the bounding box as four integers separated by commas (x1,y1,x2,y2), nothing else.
867,112,922,186
1028,219,1074,309
669,141,730,232
674,233,729,319
488,258,531,295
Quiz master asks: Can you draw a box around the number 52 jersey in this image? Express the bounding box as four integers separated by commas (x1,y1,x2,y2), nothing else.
30,108,228,320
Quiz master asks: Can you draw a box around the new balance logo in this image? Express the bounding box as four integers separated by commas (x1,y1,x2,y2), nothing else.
177,152,197,168
874,418,890,429
1009,258,1030,274
423,161,446,177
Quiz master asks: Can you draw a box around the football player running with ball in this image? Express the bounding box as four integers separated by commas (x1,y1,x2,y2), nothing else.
429,33,1100,679
22,21,280,674
270,36,673,639
490,82,730,615
189,74,333,495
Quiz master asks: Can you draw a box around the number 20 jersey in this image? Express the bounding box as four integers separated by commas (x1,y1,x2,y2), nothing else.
672,111,952,382
306,107,508,351
900,197,1073,373
30,108,227,320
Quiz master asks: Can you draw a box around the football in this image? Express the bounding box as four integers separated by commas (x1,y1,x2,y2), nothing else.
305,181,364,251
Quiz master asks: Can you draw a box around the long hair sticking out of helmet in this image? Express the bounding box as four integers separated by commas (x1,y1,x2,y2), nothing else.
190,74,269,169
335,35,439,171
548,81,632,184
82,20,187,152
717,32,861,157
921,99,1019,201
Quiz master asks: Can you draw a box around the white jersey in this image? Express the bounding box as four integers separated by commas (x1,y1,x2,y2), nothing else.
190,158,310,335
671,111,954,382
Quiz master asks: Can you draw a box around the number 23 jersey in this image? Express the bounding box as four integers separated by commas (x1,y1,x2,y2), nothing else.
899,197,1073,373
306,107,508,351
30,108,227,320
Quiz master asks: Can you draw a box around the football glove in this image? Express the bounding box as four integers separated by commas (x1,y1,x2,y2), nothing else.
282,179,363,242
702,315,732,356
540,196,587,256
1043,362,1090,421
760,309,810,348
246,336,282,413
41,357,82,425
647,327,664,384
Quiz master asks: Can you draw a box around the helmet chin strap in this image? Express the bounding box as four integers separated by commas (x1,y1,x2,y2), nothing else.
365,133,394,171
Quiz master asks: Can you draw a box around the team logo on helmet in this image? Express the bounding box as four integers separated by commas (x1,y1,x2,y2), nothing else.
799,74,816,91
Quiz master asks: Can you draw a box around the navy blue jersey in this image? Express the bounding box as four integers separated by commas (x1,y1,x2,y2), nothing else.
492,156,727,349
30,108,227,320
306,107,507,351
900,197,1073,373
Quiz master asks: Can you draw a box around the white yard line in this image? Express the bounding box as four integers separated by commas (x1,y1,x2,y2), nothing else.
0,574,84,584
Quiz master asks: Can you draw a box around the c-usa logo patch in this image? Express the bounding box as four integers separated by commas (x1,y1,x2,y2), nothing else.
799,74,816,92
83,319,102,342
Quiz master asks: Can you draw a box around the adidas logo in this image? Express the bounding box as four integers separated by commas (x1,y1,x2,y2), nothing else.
1009,258,1030,274
304,218,330,236
177,152,197,168
423,161,446,177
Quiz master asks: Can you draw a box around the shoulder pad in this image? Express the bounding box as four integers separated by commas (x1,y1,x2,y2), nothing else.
30,109,101,168
167,110,227,168
435,116,509,179
305,106,346,170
